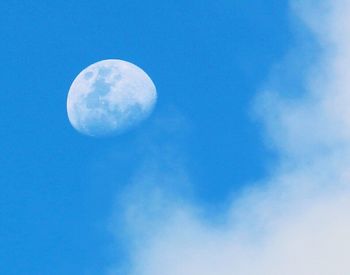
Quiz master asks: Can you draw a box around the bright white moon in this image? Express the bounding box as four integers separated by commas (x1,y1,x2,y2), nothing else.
67,59,157,137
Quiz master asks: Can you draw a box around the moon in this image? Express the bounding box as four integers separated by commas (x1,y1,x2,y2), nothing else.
67,59,157,137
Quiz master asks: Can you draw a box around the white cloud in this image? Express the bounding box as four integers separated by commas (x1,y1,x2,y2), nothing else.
109,1,350,274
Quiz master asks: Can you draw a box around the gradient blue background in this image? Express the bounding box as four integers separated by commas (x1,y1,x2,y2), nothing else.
1,1,290,274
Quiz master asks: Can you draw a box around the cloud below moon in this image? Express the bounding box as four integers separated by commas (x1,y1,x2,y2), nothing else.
108,1,350,274
67,59,157,137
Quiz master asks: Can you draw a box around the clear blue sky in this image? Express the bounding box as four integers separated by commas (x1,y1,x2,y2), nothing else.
1,1,291,274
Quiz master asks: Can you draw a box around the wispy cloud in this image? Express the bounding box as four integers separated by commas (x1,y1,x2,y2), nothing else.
109,1,350,274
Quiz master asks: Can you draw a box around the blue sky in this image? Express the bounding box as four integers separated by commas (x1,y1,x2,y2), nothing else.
3,1,339,274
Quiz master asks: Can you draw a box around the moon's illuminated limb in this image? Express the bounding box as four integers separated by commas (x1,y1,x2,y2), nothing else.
67,59,157,137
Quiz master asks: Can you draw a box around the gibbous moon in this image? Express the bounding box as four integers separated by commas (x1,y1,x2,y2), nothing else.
67,59,157,137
